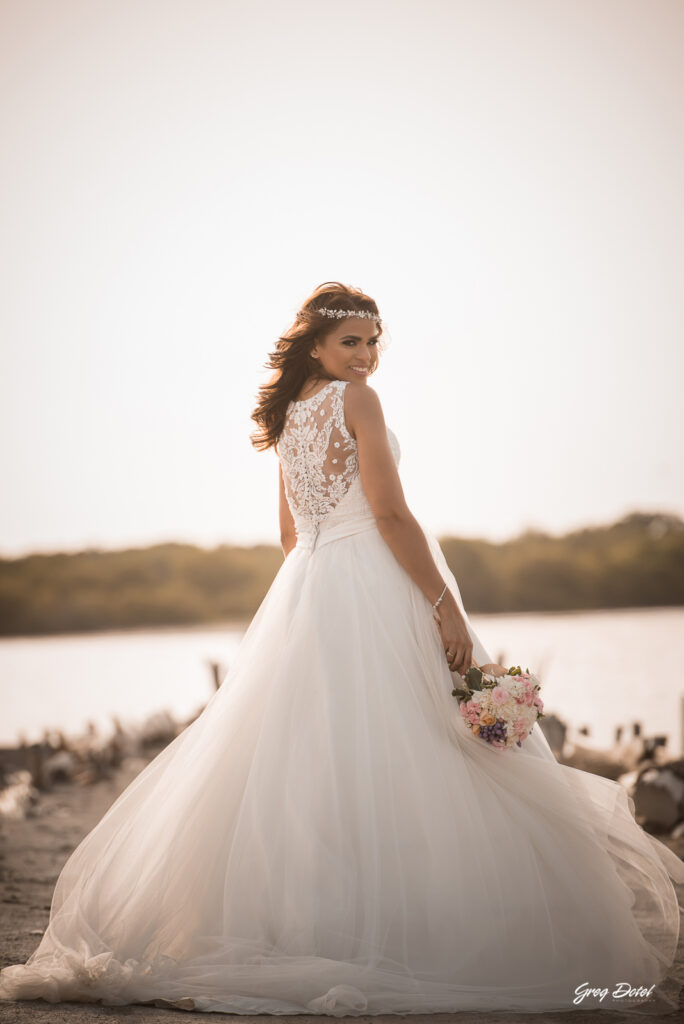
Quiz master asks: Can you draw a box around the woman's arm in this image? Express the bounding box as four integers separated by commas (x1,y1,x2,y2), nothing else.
344,382,474,677
278,463,297,557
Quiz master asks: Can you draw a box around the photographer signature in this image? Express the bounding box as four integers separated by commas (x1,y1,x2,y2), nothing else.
573,981,656,1005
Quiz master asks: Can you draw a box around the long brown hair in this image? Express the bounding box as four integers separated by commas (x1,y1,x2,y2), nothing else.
250,281,387,452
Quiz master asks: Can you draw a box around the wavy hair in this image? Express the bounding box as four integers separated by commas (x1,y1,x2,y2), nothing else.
250,281,387,452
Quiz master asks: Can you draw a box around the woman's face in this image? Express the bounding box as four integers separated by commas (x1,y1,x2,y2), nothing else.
310,317,380,383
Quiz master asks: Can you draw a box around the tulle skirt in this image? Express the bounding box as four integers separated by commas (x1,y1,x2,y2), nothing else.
1,516,683,1015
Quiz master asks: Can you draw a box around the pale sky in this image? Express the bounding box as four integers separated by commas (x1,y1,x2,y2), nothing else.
1,0,682,556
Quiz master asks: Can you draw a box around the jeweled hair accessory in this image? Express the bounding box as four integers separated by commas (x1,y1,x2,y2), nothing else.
315,307,381,323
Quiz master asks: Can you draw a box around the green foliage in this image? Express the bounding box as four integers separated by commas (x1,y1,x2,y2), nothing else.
0,512,682,636
0,542,282,636
443,511,684,613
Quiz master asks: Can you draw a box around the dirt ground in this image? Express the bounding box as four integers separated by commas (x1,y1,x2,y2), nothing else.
1,760,683,1023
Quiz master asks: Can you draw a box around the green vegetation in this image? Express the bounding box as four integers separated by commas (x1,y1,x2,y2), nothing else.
0,512,682,637
440,512,684,612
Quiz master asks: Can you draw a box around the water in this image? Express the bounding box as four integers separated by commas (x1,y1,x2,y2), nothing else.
1,608,682,754
0,624,247,747
471,606,684,753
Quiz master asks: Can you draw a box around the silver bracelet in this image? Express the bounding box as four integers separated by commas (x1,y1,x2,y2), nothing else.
432,583,448,611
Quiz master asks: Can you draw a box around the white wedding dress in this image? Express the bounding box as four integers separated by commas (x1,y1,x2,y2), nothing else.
1,377,683,1015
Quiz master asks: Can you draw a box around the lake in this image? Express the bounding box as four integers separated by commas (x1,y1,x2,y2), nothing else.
1,607,682,754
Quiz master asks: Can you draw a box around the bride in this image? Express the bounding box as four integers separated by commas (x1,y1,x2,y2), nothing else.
1,281,683,1015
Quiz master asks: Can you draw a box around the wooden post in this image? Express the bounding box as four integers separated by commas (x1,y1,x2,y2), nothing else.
208,660,225,692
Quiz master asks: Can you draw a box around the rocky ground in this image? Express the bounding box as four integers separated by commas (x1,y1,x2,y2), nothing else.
1,760,683,1023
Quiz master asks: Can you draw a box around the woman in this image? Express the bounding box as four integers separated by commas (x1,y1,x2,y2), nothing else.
1,281,683,1015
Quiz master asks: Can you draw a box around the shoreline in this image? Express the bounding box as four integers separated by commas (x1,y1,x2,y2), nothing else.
0,604,681,644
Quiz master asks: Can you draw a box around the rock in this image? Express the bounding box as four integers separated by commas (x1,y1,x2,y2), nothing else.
633,768,684,830
661,758,684,783
43,749,78,784
617,769,641,792
0,770,40,820
560,742,628,781
136,710,179,747
538,713,567,756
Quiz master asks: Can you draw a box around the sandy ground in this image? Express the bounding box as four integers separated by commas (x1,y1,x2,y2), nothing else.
1,760,683,1023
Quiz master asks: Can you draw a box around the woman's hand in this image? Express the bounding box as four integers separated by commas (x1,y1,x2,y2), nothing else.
479,662,508,677
434,594,475,676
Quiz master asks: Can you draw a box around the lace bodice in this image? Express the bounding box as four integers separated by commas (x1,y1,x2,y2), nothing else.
278,379,401,545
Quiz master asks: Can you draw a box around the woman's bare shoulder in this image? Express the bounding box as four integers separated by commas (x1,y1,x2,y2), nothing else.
343,380,383,409
343,381,385,439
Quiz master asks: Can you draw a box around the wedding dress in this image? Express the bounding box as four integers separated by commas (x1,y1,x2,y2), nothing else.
1,376,683,1015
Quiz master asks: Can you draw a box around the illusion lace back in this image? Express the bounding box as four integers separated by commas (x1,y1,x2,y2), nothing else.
1,378,684,1016
279,379,401,547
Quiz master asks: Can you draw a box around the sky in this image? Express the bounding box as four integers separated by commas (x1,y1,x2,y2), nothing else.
1,0,682,556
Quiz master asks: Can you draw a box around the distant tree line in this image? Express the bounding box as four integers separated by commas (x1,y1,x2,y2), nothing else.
439,512,684,612
0,511,682,637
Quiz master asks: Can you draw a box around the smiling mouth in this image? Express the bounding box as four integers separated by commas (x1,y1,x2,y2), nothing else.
349,366,370,375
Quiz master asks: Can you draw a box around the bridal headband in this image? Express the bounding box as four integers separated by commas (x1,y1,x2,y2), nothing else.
297,307,381,323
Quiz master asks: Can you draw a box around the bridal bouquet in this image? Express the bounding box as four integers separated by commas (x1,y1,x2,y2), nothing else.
452,665,545,751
